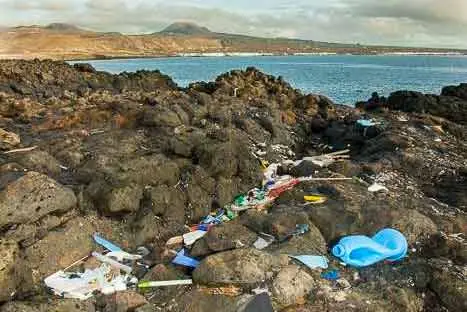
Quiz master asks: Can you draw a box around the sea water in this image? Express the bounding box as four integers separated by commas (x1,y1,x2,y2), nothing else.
74,55,467,105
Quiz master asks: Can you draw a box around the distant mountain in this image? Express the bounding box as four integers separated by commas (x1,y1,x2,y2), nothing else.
159,22,213,35
44,23,84,32
1,22,466,60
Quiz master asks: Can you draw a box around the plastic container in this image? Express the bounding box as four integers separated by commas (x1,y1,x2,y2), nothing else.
331,228,408,267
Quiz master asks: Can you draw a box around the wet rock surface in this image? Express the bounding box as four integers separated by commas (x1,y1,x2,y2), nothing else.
0,60,466,311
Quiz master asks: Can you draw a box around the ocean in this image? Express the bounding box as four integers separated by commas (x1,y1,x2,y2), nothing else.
75,55,467,105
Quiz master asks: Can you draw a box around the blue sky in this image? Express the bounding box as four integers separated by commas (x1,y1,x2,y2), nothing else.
1,0,466,48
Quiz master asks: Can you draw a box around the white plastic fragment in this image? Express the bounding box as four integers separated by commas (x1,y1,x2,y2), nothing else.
138,279,193,288
252,287,270,295
253,237,271,250
290,255,329,269
44,263,133,300
44,270,97,300
105,251,142,262
92,252,133,274
183,230,207,246
253,233,275,250
368,183,389,193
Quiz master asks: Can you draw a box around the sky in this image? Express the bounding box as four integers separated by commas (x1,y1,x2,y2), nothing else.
1,0,466,48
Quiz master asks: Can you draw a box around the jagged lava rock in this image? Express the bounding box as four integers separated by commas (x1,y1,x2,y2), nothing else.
193,248,283,285
0,172,77,228
0,240,32,303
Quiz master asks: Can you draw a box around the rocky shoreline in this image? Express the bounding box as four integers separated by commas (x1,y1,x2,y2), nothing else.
0,59,465,312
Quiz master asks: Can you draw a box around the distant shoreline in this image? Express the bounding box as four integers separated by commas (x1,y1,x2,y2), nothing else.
67,51,467,62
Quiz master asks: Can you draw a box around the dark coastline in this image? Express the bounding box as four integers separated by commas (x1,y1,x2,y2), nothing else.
0,59,466,311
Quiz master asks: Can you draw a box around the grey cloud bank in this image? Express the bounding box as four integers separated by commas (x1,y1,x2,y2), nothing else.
0,0,466,48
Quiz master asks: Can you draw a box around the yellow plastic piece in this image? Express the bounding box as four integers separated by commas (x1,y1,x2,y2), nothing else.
304,195,327,203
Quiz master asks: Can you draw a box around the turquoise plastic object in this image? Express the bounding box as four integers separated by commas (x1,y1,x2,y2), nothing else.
93,233,122,252
332,228,408,267
290,255,329,269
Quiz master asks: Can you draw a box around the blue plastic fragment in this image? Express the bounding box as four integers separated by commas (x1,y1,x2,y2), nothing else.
200,214,223,225
92,233,122,252
290,255,329,269
172,249,200,268
197,224,211,231
321,269,340,281
264,180,275,190
332,228,408,267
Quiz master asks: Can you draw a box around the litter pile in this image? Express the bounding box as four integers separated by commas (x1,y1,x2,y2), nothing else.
2,61,465,311
45,234,141,299
44,148,406,303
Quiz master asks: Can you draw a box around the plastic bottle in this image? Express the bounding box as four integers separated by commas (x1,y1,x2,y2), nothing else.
331,228,408,267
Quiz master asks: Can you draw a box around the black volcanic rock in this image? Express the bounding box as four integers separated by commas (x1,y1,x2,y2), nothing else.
0,59,466,311
442,83,467,100
357,84,467,125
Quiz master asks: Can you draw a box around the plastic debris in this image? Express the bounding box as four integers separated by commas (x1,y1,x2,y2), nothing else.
260,159,270,169
232,189,270,212
309,155,336,168
191,224,215,232
199,208,235,225
45,233,146,300
93,233,123,252
105,251,142,262
252,287,269,295
267,177,300,198
290,255,329,269
138,279,193,288
253,237,272,250
368,183,389,193
183,230,207,246
45,263,137,299
304,195,327,204
45,269,99,300
321,269,340,281
296,149,350,168
172,249,200,268
231,152,353,213
332,228,408,267
263,163,279,182
91,252,133,274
